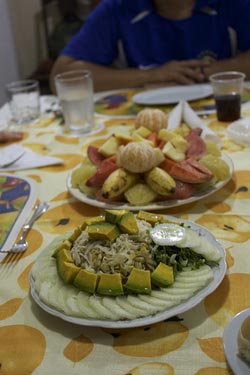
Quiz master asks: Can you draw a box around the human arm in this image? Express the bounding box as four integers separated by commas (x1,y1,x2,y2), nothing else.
0,131,23,143
50,55,210,93
203,50,250,81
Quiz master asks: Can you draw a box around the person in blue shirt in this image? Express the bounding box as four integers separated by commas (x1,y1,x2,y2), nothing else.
50,0,250,92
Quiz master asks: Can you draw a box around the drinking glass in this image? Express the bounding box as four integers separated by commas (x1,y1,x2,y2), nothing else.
5,79,40,124
209,71,245,122
55,70,94,135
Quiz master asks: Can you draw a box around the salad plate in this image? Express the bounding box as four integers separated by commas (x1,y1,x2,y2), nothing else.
66,153,233,211
132,84,213,105
223,309,250,375
29,215,226,328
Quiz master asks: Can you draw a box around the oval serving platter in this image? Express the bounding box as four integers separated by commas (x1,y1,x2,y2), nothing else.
66,153,233,212
29,215,227,328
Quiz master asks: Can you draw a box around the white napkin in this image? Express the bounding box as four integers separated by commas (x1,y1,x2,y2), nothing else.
0,144,63,171
226,117,250,146
167,100,221,147
0,144,25,167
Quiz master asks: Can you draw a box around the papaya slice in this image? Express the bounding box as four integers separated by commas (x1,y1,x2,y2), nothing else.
86,158,119,187
87,145,105,165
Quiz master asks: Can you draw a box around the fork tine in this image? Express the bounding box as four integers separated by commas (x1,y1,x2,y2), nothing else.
0,201,49,253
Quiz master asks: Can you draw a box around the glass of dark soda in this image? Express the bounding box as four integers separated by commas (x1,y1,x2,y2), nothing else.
209,71,246,122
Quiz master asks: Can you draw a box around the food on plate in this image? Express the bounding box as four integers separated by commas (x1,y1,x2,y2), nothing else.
237,315,250,363
70,108,231,206
102,168,138,198
160,157,214,184
30,210,223,321
135,108,167,132
199,154,230,181
145,167,176,196
124,183,158,206
117,141,165,173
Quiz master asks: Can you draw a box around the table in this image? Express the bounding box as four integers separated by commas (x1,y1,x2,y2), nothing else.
1,89,250,375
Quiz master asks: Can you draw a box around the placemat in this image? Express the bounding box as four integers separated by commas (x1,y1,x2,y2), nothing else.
0,174,38,254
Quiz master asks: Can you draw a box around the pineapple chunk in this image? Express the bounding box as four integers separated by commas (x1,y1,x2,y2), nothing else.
71,164,97,195
125,183,157,206
162,141,185,161
158,129,176,142
159,129,188,153
98,136,120,157
131,132,153,146
132,126,152,138
171,135,188,153
114,133,133,145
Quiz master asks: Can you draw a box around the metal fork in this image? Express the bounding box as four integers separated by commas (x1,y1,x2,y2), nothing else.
1,202,49,253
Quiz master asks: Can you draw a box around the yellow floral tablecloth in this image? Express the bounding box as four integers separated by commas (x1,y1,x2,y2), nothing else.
1,91,250,375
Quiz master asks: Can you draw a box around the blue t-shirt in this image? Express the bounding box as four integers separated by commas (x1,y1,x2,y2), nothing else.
61,0,250,68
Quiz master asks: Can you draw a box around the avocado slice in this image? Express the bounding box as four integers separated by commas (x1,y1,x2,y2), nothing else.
96,273,124,296
57,259,80,284
104,209,129,224
151,262,174,287
87,222,120,241
137,210,164,225
118,212,139,235
52,240,73,258
81,215,105,230
125,268,151,294
74,269,99,293
56,248,73,263
68,227,82,242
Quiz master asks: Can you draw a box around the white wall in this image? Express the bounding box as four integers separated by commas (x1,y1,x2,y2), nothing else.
0,0,49,106
8,0,45,79
0,0,19,106
0,1,92,107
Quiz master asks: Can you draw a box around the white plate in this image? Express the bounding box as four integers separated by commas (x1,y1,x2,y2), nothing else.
223,309,250,374
66,154,233,211
29,216,226,328
132,84,213,105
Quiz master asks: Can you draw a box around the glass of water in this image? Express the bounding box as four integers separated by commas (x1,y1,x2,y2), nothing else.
5,79,40,124
54,70,94,135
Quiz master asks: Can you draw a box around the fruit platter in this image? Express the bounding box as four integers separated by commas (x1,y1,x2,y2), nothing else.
29,209,227,328
67,108,233,210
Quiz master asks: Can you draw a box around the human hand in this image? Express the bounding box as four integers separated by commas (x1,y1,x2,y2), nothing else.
0,131,23,143
149,59,210,85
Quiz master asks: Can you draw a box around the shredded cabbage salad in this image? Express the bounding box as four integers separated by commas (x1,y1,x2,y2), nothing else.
70,219,214,283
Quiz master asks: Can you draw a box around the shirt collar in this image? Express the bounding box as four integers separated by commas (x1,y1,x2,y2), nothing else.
126,0,219,11
194,0,219,10
127,0,219,23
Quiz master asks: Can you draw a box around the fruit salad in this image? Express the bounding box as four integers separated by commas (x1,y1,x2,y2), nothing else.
71,108,231,206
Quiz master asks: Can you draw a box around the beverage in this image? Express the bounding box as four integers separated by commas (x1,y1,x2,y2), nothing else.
11,92,40,123
61,93,93,134
215,94,241,122
5,79,40,124
55,70,94,135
